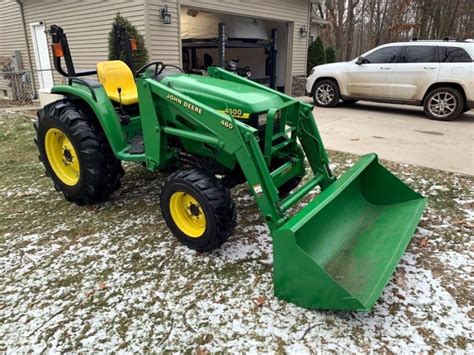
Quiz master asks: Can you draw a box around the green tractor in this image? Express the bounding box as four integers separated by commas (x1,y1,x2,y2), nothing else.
35,25,426,311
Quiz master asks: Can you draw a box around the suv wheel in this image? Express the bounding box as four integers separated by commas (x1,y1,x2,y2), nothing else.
312,80,340,107
424,87,464,121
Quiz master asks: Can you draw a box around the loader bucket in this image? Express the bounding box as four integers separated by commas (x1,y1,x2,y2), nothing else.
272,153,426,311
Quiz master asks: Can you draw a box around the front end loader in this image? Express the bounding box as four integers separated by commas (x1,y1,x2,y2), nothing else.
35,25,426,311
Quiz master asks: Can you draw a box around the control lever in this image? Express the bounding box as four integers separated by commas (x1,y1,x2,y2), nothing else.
117,87,130,125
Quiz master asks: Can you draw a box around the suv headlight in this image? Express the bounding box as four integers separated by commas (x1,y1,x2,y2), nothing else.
310,67,316,76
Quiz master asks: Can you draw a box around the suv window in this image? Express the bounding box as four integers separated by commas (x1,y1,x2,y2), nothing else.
402,46,438,63
440,47,472,62
364,46,401,63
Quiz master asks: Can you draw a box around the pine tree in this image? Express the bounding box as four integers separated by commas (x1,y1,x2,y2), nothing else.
307,37,326,74
325,47,336,63
108,13,148,70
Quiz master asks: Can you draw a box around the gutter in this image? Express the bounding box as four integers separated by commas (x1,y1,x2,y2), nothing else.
15,0,37,94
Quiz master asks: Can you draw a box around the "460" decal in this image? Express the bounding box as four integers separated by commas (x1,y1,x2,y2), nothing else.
220,119,233,129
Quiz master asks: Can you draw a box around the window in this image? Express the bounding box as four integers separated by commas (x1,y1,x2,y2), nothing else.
402,46,438,63
365,47,401,64
440,47,472,62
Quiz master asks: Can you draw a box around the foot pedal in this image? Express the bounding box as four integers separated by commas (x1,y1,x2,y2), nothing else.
127,135,144,154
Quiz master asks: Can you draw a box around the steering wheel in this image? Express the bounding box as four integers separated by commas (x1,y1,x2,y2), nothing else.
161,64,185,73
136,62,185,78
135,61,164,78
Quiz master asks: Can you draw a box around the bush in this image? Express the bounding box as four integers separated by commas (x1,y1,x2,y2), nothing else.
307,37,326,74
325,47,336,63
108,13,148,70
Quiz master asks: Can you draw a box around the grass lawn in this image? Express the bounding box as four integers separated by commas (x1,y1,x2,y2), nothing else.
0,112,472,352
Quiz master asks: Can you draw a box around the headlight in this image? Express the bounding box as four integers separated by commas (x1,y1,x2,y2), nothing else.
310,67,316,76
257,110,281,126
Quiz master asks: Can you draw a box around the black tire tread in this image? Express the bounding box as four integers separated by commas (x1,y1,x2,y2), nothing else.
423,87,464,121
312,79,341,108
162,168,236,251
35,99,124,204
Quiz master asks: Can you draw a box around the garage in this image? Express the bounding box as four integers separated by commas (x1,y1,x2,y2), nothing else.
180,7,289,92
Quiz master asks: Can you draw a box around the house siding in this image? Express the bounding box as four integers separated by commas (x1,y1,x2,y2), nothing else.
1,0,310,97
20,0,146,89
0,0,29,98
147,1,182,65
147,0,311,94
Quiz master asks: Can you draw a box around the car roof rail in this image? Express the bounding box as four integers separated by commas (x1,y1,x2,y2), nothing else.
410,37,472,43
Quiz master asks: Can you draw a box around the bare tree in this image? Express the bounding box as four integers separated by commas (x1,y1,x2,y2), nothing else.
321,0,473,61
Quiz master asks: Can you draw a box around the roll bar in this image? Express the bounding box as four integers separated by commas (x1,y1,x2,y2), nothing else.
50,25,97,78
113,23,135,72
49,24,136,78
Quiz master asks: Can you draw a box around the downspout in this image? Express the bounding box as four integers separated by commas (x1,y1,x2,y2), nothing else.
15,0,37,94
143,0,151,57
177,0,182,67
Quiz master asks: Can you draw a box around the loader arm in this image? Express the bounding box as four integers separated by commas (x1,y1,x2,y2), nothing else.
137,74,338,229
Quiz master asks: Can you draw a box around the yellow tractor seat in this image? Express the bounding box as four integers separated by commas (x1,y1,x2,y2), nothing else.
96,60,138,105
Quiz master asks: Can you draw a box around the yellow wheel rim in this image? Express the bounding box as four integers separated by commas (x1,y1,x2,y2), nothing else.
44,128,80,186
169,192,206,238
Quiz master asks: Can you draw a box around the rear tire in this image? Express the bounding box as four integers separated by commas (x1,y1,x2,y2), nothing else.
312,79,340,107
35,99,124,204
160,168,236,251
423,87,464,121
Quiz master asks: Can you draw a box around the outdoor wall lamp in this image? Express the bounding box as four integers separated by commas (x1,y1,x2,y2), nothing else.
160,5,172,25
300,25,308,37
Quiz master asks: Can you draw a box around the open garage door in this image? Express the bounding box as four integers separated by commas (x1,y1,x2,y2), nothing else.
180,7,289,93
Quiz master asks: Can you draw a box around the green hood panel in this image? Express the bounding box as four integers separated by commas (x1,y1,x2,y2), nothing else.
159,73,284,114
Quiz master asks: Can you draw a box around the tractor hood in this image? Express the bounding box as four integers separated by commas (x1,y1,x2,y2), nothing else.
158,73,284,115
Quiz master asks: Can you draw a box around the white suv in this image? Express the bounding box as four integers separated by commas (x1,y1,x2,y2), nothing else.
306,40,474,121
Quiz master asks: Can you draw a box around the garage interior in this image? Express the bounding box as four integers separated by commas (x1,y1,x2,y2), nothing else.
180,6,289,93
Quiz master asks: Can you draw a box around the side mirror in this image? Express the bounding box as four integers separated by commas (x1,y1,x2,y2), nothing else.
356,56,366,65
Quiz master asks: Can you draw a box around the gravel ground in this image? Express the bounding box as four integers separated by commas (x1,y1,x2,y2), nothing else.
0,112,473,352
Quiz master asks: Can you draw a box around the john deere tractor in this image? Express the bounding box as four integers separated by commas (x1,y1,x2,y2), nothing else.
35,25,426,311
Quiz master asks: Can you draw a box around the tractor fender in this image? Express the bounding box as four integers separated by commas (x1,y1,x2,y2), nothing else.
51,83,128,157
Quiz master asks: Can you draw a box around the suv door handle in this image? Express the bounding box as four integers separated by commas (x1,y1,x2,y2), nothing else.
424,66,437,70
380,66,392,70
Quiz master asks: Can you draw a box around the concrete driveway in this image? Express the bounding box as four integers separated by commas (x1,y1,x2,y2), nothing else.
301,99,474,175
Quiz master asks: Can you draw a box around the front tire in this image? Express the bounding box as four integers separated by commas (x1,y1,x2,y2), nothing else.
160,169,236,251
35,100,124,204
423,87,464,121
312,79,340,107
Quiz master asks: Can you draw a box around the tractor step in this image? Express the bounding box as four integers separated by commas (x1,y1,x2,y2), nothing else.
127,135,144,154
